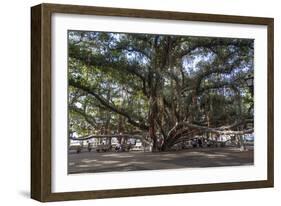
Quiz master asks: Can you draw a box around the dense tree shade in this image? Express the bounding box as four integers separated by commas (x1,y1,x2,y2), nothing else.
68,31,254,151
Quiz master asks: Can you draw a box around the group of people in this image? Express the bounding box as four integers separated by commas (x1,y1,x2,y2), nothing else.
191,138,204,148
114,143,132,152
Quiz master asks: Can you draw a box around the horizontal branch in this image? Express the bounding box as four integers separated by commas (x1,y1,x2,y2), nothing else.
168,119,253,139
179,121,254,135
70,133,152,145
69,79,149,130
173,129,253,145
71,133,142,140
69,105,96,126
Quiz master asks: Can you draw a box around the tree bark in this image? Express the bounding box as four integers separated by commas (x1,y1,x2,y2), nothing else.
148,94,158,152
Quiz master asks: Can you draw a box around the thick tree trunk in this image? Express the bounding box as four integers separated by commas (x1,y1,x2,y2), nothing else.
148,94,158,152
149,122,158,152
117,115,124,143
161,140,169,151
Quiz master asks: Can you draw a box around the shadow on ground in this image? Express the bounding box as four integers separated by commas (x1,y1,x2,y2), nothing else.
68,147,254,174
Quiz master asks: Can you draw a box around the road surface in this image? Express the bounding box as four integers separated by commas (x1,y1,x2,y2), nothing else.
68,147,254,174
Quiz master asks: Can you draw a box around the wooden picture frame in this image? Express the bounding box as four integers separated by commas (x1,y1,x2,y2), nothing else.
31,3,274,202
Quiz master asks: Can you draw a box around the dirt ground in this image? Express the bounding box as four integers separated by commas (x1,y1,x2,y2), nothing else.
68,146,254,174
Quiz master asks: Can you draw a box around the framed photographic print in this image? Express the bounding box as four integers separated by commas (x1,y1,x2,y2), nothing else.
31,3,274,202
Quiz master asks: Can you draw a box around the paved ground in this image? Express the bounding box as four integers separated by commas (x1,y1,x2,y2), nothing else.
68,147,254,174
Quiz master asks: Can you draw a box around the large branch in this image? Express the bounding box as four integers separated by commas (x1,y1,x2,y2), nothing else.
69,105,96,126
168,119,253,139
173,128,254,145
178,120,253,135
69,79,149,130
70,43,148,82
169,122,253,146
70,133,143,140
70,133,151,145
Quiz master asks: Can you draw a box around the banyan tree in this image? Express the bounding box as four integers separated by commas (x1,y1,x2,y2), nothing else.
68,31,254,151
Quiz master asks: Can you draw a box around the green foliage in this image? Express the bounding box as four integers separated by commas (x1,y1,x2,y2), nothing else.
68,31,254,137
